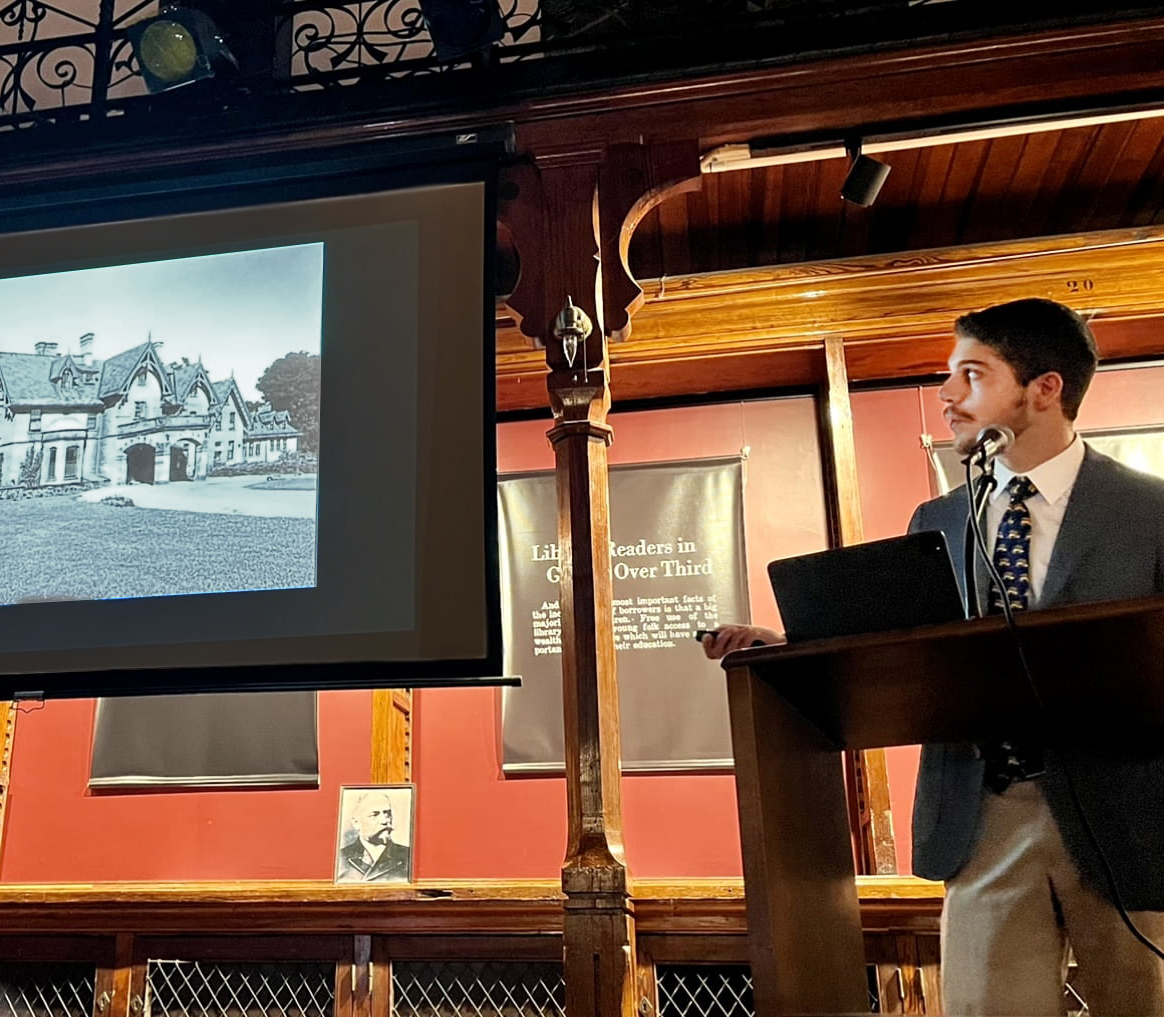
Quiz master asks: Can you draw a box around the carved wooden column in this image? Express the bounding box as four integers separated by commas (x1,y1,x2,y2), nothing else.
499,143,700,1016
547,296,637,1017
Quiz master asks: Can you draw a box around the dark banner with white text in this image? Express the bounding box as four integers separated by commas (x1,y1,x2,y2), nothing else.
498,458,748,772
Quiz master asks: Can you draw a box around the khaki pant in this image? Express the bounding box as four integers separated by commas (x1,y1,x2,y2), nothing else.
942,781,1164,1016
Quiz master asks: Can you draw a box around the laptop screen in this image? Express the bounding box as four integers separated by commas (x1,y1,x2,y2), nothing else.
767,531,966,642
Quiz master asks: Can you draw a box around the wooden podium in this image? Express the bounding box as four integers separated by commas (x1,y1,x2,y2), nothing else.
723,594,1164,1016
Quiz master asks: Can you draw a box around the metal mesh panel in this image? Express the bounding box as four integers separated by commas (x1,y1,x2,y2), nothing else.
147,960,335,1017
0,963,96,1017
392,960,565,1017
656,965,754,1017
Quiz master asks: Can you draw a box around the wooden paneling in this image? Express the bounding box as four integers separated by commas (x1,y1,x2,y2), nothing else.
621,120,1164,278
865,932,942,1015
499,225,1164,410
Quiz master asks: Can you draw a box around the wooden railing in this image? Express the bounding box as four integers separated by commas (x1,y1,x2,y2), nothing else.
0,877,943,1015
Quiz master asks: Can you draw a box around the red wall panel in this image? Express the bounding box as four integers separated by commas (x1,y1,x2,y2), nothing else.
413,397,829,879
1,690,372,882
0,396,828,883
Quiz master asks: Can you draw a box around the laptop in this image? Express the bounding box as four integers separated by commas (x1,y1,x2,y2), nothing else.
767,530,966,642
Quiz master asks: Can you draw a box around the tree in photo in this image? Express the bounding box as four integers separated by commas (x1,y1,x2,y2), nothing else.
256,352,321,453
19,446,43,488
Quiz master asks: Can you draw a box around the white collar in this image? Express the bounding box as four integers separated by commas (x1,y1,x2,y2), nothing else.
359,837,387,860
992,434,1085,505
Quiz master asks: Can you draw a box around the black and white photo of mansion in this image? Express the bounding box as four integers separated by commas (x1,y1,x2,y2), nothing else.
0,334,301,489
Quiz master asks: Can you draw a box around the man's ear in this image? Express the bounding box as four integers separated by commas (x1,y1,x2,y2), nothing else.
1030,371,1065,412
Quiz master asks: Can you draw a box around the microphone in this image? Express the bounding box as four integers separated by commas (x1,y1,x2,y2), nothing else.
970,425,1014,464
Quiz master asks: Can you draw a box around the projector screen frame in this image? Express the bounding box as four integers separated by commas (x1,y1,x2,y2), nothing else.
0,129,508,699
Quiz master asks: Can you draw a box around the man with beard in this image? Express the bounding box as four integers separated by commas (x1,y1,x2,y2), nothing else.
706,299,1164,1014
336,790,410,882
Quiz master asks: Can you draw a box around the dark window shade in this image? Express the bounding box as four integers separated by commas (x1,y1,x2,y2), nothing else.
90,691,318,788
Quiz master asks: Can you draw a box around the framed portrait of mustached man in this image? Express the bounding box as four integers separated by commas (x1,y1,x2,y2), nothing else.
334,784,414,883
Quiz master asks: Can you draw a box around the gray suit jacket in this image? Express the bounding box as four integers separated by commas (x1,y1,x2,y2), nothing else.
908,445,1164,910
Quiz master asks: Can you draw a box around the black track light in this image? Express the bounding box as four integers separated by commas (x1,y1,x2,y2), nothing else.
841,142,891,207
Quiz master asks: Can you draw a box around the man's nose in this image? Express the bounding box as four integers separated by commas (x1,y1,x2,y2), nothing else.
938,378,957,403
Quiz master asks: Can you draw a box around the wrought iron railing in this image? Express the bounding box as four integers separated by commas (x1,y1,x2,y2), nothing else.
0,1,1152,143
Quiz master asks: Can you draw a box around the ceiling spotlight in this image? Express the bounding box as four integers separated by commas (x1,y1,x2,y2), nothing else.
128,7,238,94
418,0,505,64
840,142,891,207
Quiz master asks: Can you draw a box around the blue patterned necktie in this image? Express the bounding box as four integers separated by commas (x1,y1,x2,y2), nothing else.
984,474,1046,790
992,475,1038,612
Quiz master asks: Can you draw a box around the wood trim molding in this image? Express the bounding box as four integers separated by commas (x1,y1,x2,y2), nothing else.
513,17,1164,153
498,226,1164,410
0,700,12,868
370,689,412,784
0,876,940,936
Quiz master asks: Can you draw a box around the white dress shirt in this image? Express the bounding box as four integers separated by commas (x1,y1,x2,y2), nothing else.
986,435,1086,607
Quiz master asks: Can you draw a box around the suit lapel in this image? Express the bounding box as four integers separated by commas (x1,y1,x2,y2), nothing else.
1039,447,1111,606
933,487,992,616
971,522,992,614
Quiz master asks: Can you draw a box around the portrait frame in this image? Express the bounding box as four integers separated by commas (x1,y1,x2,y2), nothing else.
333,783,415,884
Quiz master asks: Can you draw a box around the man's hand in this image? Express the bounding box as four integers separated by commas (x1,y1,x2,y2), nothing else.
701,625,785,659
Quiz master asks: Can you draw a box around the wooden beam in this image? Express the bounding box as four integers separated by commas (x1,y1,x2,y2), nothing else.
817,336,898,878
370,690,412,784
820,335,864,549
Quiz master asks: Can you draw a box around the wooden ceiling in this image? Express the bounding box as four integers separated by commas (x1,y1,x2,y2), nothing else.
630,117,1164,278
495,115,1164,318
494,112,1164,410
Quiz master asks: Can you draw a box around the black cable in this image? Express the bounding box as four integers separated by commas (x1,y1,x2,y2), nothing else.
961,455,1164,963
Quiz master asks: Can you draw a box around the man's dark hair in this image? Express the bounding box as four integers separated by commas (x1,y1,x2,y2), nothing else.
954,298,1099,420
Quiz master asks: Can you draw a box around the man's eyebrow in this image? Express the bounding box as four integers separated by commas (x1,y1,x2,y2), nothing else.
949,358,990,369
